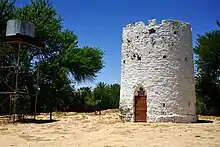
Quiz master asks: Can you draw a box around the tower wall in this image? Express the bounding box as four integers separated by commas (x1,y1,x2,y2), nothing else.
119,19,197,123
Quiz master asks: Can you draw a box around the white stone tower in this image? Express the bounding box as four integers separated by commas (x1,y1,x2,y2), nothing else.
119,19,197,123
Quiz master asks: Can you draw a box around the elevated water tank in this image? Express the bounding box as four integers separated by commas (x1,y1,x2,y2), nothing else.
6,19,35,37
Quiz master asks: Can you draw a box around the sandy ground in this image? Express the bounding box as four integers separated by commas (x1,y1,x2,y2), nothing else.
0,109,220,147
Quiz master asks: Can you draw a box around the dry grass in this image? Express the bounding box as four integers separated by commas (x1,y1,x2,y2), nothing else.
198,115,220,121
0,109,220,147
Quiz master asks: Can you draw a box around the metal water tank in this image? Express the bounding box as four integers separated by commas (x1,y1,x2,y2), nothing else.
6,19,35,37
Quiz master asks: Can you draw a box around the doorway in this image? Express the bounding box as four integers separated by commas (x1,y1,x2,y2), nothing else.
135,87,147,122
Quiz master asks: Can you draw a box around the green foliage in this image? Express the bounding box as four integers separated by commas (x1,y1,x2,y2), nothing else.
0,0,105,114
0,0,16,35
217,20,220,27
195,76,207,114
66,82,120,112
44,82,121,112
194,28,220,115
109,83,120,108
62,46,104,82
93,82,111,109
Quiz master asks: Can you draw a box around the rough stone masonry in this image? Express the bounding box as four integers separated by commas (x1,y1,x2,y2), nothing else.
119,19,197,123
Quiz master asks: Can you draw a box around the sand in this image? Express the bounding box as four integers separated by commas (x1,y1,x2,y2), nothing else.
0,109,220,147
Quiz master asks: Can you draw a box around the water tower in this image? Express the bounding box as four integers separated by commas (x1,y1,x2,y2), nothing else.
0,19,44,122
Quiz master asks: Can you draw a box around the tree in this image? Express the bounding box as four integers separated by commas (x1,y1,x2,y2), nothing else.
109,83,120,108
194,28,220,115
93,82,120,110
0,0,104,116
217,20,220,27
0,0,15,36
93,82,110,110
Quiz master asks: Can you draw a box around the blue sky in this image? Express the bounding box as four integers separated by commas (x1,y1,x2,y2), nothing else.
16,0,220,88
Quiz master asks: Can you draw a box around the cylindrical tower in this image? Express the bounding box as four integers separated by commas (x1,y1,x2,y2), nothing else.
119,19,197,123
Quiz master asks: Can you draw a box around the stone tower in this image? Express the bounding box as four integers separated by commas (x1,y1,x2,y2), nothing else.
119,19,197,123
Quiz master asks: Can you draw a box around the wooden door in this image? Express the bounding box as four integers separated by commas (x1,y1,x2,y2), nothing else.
135,95,147,122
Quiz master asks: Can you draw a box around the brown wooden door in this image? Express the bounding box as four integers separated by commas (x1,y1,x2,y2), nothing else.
135,96,147,122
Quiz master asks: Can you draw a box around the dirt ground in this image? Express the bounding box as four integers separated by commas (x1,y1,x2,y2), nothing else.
0,109,220,147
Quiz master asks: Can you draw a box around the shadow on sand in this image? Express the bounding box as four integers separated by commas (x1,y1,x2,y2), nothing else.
15,118,58,124
192,119,214,124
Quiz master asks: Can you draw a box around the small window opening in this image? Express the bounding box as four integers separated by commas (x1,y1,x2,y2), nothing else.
137,36,139,39
185,57,188,61
137,56,141,61
149,28,156,34
139,87,143,91
133,54,136,58
174,31,177,34
127,39,131,43
123,60,125,63
163,55,167,58
138,87,145,96
162,103,165,107
149,52,151,54
189,102,190,107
